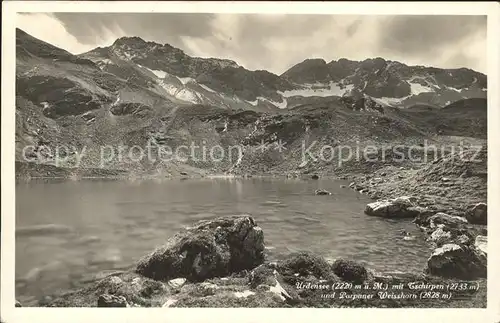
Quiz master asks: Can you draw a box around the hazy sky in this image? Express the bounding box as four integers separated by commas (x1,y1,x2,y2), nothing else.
17,13,487,74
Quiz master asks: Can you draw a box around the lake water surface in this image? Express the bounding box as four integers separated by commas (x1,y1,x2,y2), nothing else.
15,178,433,304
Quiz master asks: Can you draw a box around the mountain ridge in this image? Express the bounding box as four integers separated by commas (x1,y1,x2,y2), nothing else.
16,28,487,111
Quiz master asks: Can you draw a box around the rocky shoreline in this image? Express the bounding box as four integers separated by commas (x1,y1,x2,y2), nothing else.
16,208,486,308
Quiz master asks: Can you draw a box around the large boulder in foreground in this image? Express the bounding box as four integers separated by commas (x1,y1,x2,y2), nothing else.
136,215,265,282
365,196,427,218
426,244,487,279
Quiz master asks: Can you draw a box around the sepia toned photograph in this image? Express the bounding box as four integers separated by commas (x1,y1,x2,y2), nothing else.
1,2,499,322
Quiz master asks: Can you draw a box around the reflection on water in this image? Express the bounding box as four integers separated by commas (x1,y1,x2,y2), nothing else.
15,178,432,304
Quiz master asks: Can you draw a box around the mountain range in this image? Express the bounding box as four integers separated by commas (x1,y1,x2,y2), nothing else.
15,28,488,177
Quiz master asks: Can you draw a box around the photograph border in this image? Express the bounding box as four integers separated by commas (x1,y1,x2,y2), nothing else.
2,1,500,322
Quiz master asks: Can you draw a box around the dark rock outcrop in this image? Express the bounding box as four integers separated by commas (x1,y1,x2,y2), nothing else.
364,196,423,218
135,215,265,282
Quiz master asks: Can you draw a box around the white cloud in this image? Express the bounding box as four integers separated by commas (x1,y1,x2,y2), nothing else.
16,13,126,54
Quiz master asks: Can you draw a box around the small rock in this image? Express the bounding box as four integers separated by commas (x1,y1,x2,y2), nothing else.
331,259,368,284
311,174,319,180
364,196,418,218
234,290,256,298
168,278,187,289
97,294,128,307
38,296,53,306
475,235,487,255
276,251,336,283
15,300,22,307
315,189,331,196
180,172,188,176
456,234,471,245
426,244,487,279
370,271,426,285
406,206,433,218
199,282,219,294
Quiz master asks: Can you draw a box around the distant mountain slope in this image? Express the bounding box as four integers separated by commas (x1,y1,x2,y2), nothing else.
14,28,488,177
79,36,294,111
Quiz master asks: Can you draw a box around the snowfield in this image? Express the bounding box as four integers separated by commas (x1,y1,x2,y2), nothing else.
408,81,434,95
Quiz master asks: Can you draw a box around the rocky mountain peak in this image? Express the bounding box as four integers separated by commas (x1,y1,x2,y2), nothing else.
112,36,147,46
